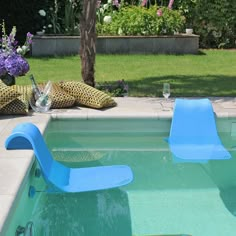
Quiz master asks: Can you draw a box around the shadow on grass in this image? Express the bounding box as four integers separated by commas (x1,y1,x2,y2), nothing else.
101,75,236,97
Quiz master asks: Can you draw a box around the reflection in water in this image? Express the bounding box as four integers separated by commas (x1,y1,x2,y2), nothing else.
15,221,34,236
203,151,236,217
32,189,131,236
220,187,236,217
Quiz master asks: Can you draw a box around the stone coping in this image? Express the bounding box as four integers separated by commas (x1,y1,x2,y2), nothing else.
34,34,200,39
0,97,236,233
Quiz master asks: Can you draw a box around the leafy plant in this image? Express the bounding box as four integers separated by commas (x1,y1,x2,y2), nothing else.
97,5,184,36
174,0,236,48
96,80,129,97
64,0,81,35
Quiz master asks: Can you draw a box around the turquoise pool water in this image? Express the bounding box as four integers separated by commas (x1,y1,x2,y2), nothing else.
4,118,236,236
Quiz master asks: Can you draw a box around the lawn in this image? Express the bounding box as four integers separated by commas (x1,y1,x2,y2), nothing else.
17,49,236,97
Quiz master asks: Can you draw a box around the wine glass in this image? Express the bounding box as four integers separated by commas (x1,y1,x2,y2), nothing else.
162,83,171,111
163,83,170,100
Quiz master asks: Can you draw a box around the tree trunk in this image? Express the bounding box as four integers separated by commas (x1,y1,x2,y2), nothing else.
79,0,97,87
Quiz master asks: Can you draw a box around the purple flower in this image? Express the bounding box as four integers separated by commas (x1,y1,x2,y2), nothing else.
27,32,33,38
113,0,120,7
0,24,33,79
26,32,33,45
0,53,7,76
4,53,29,77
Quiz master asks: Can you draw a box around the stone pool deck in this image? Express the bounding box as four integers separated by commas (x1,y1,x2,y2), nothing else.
0,97,236,233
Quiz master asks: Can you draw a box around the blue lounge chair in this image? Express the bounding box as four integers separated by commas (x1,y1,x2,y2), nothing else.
167,98,231,161
5,123,133,193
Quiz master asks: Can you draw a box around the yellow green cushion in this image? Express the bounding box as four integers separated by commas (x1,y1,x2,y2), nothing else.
0,85,32,115
0,80,21,109
58,81,116,109
50,83,76,108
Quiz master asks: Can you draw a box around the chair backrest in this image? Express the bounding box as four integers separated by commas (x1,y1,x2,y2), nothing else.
169,98,218,142
5,123,69,186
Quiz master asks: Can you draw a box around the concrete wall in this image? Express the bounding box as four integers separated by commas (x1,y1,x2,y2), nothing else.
32,35,199,57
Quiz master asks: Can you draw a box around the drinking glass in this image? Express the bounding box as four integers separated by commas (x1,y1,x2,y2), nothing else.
163,83,170,100
162,83,171,111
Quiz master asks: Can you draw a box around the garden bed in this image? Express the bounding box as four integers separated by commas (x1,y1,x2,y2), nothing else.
32,34,199,56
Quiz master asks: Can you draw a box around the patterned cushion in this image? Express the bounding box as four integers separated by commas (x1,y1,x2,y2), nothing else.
0,80,21,109
58,81,117,109
0,85,32,115
50,83,76,108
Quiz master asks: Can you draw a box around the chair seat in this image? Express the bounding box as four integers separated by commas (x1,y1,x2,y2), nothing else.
5,122,133,193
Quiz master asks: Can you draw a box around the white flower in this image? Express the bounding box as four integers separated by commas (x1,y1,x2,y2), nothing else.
16,47,23,54
103,4,109,10
48,24,52,28
38,9,46,17
100,8,104,14
103,15,112,24
22,45,27,51
107,0,112,4
118,28,123,35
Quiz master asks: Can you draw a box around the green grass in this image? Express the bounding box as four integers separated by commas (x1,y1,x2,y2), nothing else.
18,49,236,97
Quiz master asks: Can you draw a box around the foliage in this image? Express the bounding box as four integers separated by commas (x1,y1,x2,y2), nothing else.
96,0,119,25
97,5,184,36
0,0,81,39
35,0,81,35
174,0,236,48
64,0,81,35
0,22,33,77
193,0,236,48
96,79,129,97
0,0,235,48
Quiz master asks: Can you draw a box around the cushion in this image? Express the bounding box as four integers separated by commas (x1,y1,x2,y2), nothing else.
0,80,21,109
58,81,117,109
0,85,32,115
50,83,76,108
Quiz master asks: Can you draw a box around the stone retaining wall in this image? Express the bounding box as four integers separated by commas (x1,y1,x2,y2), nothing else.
32,35,199,56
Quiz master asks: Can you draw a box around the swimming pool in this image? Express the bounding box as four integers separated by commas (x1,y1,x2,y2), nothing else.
4,117,236,236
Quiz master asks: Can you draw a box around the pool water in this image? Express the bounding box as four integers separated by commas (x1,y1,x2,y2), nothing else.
6,118,236,235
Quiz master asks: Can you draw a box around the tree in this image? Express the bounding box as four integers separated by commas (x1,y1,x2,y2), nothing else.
79,0,97,87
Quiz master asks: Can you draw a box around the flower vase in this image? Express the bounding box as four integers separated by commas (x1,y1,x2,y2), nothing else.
0,73,16,86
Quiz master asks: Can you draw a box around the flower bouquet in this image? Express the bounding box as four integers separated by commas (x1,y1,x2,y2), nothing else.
0,21,33,85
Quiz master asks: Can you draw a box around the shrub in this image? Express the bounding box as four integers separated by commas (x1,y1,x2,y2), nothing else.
96,5,185,36
193,0,236,48
174,0,236,48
